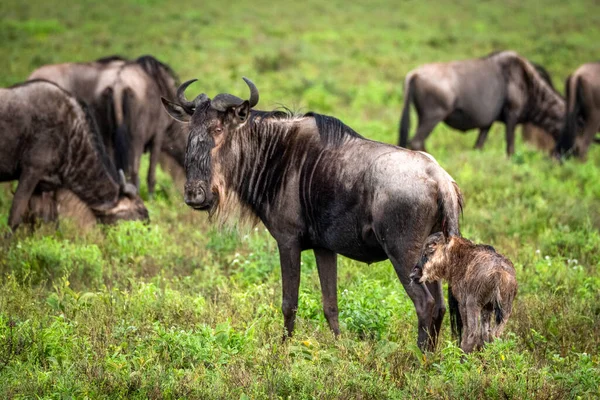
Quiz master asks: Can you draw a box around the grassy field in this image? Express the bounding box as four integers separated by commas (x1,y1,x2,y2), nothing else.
1,0,600,398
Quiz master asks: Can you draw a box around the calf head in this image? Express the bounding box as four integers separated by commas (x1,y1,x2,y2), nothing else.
411,232,447,283
161,77,259,212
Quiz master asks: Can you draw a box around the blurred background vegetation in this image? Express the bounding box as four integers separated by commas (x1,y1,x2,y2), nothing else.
0,0,599,398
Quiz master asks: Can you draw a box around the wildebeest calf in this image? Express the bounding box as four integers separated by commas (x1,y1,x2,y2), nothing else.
411,233,517,353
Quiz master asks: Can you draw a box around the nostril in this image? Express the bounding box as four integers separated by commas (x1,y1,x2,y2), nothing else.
184,187,206,207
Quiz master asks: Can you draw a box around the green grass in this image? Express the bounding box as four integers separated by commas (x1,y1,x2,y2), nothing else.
1,0,600,398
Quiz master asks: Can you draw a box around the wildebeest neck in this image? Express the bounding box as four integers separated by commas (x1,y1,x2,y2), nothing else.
215,112,364,224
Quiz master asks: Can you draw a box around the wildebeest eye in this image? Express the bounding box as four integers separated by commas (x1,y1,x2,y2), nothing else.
215,127,223,134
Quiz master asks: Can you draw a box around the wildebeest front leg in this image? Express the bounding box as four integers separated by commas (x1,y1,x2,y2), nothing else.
480,305,494,344
314,248,340,336
278,242,301,339
474,126,492,149
9,171,41,231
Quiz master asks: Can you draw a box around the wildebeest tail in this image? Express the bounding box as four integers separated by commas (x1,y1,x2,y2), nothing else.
399,73,415,147
556,75,582,156
112,86,132,173
437,171,463,238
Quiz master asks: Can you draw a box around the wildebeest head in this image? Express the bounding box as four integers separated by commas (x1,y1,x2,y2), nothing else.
160,77,259,211
94,170,149,224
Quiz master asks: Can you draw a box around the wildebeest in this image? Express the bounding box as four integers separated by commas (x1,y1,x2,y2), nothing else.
28,56,189,194
0,80,148,231
28,56,127,164
398,51,565,156
162,78,464,351
110,55,187,195
555,62,600,159
410,233,517,353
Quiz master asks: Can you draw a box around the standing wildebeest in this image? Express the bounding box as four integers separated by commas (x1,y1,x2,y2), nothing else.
28,56,128,165
28,56,189,193
555,62,600,159
0,80,148,230
410,233,517,353
399,51,565,156
162,78,463,351
110,56,188,195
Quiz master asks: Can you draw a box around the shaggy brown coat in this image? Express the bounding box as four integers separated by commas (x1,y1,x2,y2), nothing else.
411,233,517,353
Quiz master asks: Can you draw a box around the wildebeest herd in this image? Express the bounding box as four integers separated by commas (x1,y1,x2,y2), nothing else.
1,50,598,353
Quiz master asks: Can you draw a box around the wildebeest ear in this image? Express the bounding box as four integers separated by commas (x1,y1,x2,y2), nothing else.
233,100,250,123
161,97,191,123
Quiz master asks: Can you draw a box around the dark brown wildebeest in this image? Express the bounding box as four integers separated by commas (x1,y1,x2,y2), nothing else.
0,80,149,231
162,78,464,351
398,51,565,156
110,55,188,195
555,62,600,160
410,233,517,353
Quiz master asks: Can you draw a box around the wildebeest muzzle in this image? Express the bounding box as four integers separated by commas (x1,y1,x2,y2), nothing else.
184,180,213,210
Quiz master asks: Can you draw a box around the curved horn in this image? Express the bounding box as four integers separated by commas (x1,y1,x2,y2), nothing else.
118,169,127,188
176,79,198,113
118,169,138,198
210,93,245,112
243,77,259,107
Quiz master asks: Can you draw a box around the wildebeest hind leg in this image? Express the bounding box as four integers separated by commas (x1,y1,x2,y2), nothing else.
387,251,436,351
147,137,162,197
314,248,340,336
409,112,446,151
425,280,446,343
504,117,518,156
474,126,492,149
9,171,41,231
277,242,301,340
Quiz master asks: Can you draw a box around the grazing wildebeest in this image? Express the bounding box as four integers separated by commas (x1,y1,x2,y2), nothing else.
555,62,600,159
110,55,188,195
521,64,562,153
0,80,149,231
398,51,565,156
410,233,517,353
162,78,464,351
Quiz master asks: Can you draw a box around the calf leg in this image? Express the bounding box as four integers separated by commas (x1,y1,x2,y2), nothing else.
278,242,302,339
314,248,340,336
481,303,494,343
474,126,492,149
9,171,41,231
461,298,482,353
